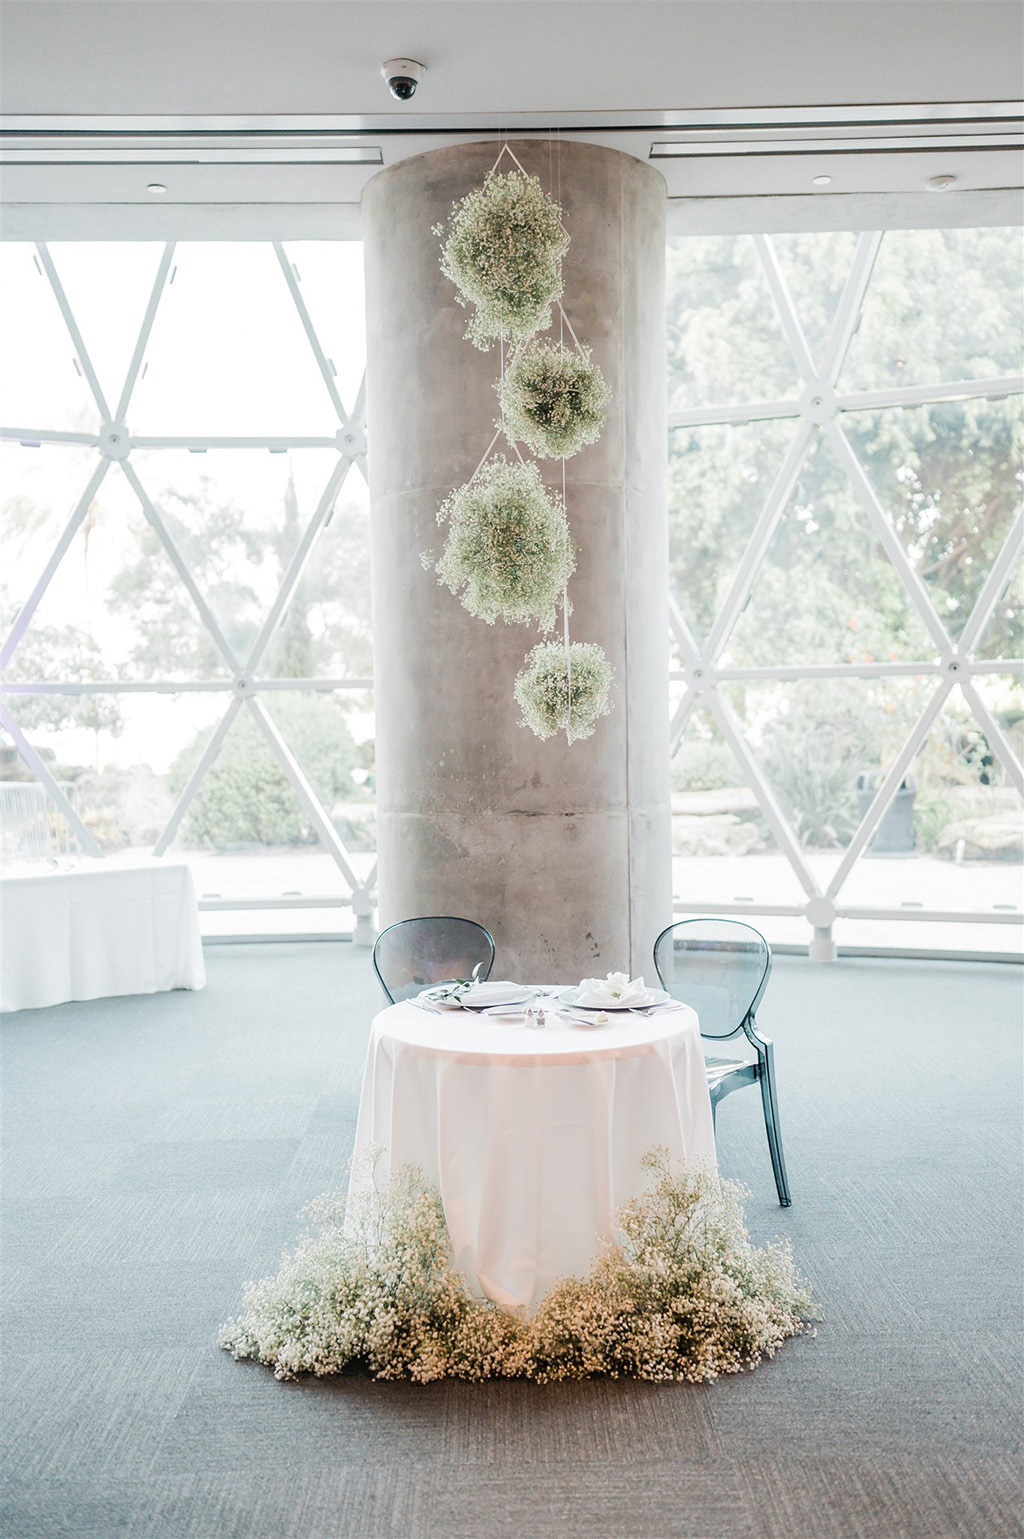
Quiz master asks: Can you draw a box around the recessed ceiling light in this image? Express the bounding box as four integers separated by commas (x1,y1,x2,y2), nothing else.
926,174,957,192
812,174,832,187
147,182,168,195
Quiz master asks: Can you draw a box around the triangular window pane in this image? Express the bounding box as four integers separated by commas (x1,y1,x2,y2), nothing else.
129,244,341,436
43,244,168,418
667,235,800,411
670,700,806,905
843,396,1023,652
4,461,227,684
968,674,1024,789
128,448,343,676
3,691,220,857
669,418,798,647
721,430,937,667
260,466,372,681
835,680,1023,905
0,245,101,431
0,724,83,862
279,242,367,421
841,227,1024,392
977,549,1024,664
165,703,317,854
771,232,859,374
1,443,102,622
163,700,373,895
730,675,932,885
261,689,375,862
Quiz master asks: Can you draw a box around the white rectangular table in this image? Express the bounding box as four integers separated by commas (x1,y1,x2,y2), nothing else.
0,861,206,1013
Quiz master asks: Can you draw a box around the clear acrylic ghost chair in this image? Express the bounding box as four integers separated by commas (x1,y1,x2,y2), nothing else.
372,916,496,1005
653,917,791,1206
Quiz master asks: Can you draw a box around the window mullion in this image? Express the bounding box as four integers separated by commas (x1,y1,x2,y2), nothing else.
152,697,245,856
113,242,175,423
824,681,954,901
958,509,1023,657
826,419,954,657
35,243,112,423
0,701,103,856
243,454,352,677
0,458,109,669
122,461,243,677
960,679,1024,795
705,690,823,901
704,419,815,662
273,242,349,427
245,696,364,894
822,231,882,386
752,234,819,385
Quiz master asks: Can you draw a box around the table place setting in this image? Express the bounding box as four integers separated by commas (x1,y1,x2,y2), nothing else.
413,971,679,1029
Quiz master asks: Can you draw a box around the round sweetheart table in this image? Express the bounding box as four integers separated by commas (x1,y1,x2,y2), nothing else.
348,995,716,1311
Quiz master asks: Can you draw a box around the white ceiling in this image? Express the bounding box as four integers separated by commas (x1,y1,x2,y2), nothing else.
2,1,1022,237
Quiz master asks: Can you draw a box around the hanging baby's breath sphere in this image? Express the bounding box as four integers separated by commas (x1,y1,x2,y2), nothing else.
498,339,610,459
432,458,574,631
514,640,613,742
436,171,569,350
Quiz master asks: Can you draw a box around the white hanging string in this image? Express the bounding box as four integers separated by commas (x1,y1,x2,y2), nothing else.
467,428,502,487
555,298,586,356
554,128,574,744
489,140,529,178
484,126,576,744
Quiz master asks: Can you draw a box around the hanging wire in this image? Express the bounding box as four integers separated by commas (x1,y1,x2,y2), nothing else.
467,428,503,486
489,140,531,179
554,128,574,744
484,126,576,744
555,298,586,355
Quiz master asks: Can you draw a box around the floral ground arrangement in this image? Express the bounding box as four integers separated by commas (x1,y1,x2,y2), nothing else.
221,1150,813,1383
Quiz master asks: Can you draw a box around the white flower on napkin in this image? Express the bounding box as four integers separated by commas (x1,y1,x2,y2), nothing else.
575,971,648,1008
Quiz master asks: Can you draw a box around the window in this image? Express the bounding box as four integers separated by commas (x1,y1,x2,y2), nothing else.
0,241,373,936
667,228,1023,955
3,228,1021,956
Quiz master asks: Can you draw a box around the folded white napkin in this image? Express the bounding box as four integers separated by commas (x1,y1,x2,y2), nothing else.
575,971,648,1008
459,979,524,1005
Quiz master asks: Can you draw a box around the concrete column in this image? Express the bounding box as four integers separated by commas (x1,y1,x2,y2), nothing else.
362,139,670,981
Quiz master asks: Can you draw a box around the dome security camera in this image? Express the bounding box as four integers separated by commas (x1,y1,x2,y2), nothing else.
381,59,426,101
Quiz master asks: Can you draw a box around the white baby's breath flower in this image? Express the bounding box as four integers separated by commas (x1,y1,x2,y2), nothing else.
221,1147,813,1384
431,457,574,632
498,339,610,459
436,170,569,350
514,640,613,742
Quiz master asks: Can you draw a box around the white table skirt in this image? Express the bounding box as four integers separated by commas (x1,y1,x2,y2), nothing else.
349,997,716,1311
0,862,206,1012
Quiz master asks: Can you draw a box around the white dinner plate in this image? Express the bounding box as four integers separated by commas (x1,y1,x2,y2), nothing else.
556,986,671,1011
420,983,534,1010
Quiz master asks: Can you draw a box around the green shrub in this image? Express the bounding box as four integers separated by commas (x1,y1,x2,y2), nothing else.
170,696,360,848
671,739,736,792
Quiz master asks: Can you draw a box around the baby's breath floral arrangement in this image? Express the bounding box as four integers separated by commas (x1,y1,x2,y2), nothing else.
431,150,617,742
431,457,574,631
221,1149,813,1384
499,339,610,459
514,640,613,742
436,170,569,349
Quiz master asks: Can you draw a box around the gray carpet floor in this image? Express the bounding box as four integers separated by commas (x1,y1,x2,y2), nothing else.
2,944,1021,1539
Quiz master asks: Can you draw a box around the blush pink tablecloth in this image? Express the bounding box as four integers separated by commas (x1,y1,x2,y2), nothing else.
349,995,716,1310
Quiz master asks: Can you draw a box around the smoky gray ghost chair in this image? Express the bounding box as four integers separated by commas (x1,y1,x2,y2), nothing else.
372,916,496,1005
653,917,791,1206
